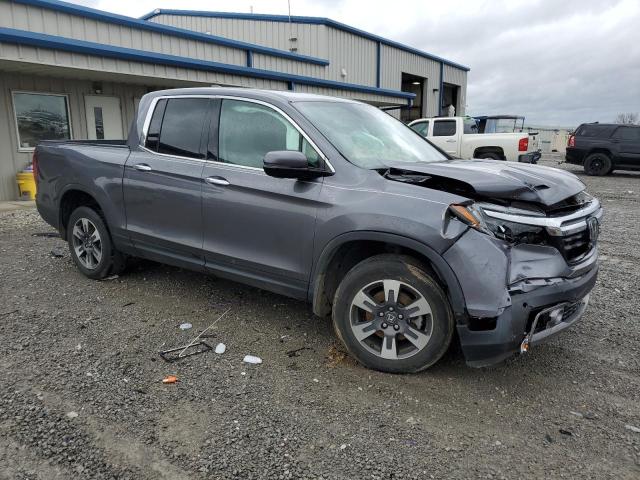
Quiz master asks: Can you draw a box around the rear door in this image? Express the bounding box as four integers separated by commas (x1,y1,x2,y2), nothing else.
200,98,325,299
611,126,640,168
123,97,211,269
430,119,459,156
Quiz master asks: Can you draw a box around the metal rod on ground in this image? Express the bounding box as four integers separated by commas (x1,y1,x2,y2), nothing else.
178,308,231,358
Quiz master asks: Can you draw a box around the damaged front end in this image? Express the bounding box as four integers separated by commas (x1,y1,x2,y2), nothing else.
443,195,602,367
381,160,602,367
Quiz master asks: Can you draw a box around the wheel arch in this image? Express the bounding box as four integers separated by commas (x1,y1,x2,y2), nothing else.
58,186,106,239
310,231,466,321
473,146,505,159
585,147,612,159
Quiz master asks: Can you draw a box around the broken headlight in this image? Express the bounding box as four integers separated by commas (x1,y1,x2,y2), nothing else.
449,202,546,244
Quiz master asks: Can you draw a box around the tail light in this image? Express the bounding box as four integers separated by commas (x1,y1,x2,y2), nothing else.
518,137,528,152
568,134,575,147
32,151,39,185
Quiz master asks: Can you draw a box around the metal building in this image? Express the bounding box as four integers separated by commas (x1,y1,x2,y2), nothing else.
0,0,469,200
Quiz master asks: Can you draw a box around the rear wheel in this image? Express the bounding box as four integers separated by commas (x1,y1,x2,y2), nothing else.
584,153,611,176
67,206,126,279
332,255,454,373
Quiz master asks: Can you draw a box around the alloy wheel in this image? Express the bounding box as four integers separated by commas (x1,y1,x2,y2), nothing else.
349,279,434,360
71,218,103,270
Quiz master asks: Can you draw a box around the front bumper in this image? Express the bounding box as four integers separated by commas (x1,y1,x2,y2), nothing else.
456,263,597,367
443,207,600,368
518,150,542,164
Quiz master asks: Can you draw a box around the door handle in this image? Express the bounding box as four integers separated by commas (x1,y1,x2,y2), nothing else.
205,176,230,186
445,139,456,143
134,163,152,172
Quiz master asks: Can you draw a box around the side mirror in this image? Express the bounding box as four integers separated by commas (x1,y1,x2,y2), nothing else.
263,151,330,179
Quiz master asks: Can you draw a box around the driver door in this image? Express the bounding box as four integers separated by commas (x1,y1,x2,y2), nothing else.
200,98,325,299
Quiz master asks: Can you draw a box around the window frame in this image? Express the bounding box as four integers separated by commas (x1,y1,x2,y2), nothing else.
11,90,73,152
141,94,332,173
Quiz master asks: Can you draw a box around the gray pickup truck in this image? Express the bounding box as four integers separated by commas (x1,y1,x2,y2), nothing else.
35,87,602,373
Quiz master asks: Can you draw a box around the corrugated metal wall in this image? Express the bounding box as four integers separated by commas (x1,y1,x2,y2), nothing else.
151,15,378,86
379,45,441,117
0,2,246,67
154,15,329,59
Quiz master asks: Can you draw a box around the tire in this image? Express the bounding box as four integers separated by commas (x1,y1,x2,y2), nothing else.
332,254,455,373
476,152,502,160
583,153,612,176
66,206,126,280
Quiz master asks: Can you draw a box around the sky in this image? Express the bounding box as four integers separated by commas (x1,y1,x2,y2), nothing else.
75,0,640,127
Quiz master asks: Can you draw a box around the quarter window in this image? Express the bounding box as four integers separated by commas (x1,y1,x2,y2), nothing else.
147,98,209,159
218,99,320,168
12,92,71,150
433,120,457,136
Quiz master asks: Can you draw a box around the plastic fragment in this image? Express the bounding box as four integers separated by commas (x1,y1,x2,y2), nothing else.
215,343,226,354
179,322,192,330
66,411,78,419
162,375,178,384
626,424,640,433
243,355,262,364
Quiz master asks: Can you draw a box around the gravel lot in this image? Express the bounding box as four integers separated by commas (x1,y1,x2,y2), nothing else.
1,154,638,479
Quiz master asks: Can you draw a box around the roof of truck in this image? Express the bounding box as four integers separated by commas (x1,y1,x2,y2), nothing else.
146,87,359,104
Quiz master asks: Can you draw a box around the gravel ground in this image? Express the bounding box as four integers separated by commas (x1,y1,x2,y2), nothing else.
1,154,638,479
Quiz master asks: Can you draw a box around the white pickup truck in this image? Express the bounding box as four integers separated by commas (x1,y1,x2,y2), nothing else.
408,116,541,163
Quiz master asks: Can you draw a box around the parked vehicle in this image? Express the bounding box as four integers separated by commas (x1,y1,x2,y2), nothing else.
408,116,541,163
35,88,601,373
566,123,640,175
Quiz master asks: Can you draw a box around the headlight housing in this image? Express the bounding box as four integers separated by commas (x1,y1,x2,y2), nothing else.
449,202,546,244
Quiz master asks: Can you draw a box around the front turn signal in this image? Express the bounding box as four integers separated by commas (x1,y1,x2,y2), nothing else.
449,204,482,228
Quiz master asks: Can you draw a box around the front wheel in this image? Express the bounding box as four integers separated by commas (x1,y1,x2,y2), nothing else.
332,255,455,373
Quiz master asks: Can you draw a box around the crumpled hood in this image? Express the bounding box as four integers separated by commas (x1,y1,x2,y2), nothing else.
388,159,585,206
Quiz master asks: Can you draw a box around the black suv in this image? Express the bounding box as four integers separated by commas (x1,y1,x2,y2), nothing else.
566,123,640,175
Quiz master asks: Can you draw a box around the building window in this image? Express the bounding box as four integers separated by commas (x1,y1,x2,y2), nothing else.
12,92,72,150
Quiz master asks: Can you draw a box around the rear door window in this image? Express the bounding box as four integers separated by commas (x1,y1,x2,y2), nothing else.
151,98,210,159
433,120,456,136
612,126,640,141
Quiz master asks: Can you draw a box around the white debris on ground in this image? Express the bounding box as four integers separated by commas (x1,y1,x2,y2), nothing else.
215,343,226,354
243,355,262,364
179,322,192,330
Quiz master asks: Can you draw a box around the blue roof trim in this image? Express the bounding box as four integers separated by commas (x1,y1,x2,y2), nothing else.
140,9,470,72
12,0,330,66
0,27,414,101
